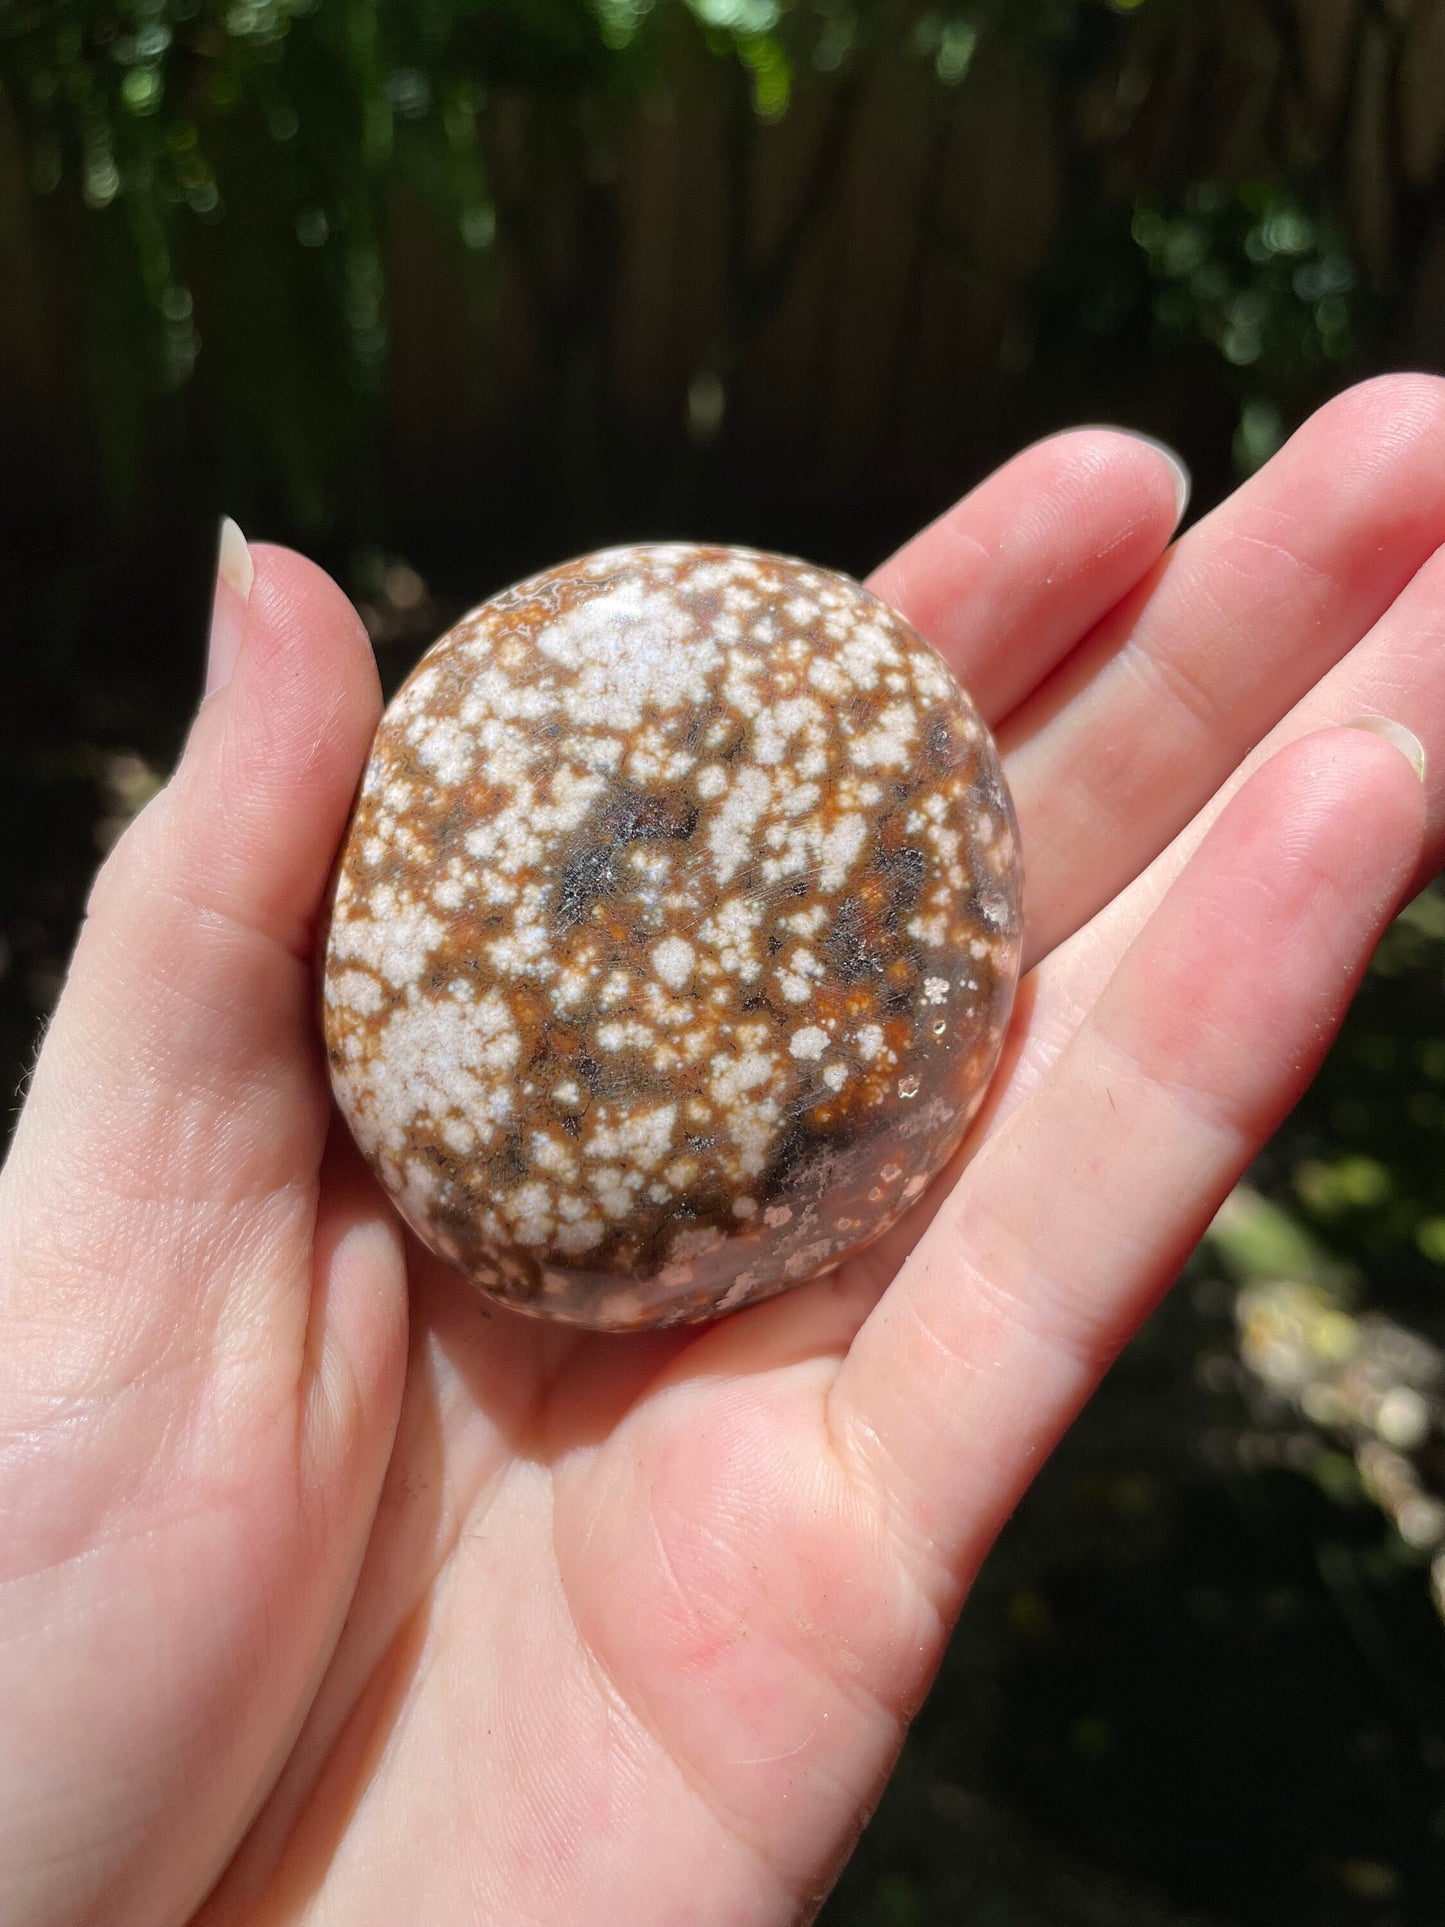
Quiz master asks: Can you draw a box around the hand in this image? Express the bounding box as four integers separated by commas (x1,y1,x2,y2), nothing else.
2,375,1440,1927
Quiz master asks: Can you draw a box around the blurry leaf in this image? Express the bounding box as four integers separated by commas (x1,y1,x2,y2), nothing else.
1207,1185,1347,1288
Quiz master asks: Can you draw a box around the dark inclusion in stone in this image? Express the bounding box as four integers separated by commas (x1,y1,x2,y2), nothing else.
554,784,701,933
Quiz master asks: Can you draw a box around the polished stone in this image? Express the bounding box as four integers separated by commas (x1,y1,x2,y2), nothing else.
322,543,1022,1329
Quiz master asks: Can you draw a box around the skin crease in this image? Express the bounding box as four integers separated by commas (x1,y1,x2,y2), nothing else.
0,375,1442,1926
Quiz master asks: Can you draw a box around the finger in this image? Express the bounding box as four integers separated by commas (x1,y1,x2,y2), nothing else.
829,727,1425,1594
1003,373,1445,968
1,535,383,1380
0,537,409,1927
867,426,1188,720
999,536,1445,1134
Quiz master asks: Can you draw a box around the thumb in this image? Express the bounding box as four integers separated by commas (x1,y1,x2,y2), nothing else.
2,524,388,1366
0,529,412,1927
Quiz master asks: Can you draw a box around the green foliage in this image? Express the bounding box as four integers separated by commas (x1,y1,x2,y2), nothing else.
0,0,1382,531
1132,183,1360,472
0,0,829,518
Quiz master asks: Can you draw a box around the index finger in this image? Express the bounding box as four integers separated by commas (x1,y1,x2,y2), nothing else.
866,427,1187,720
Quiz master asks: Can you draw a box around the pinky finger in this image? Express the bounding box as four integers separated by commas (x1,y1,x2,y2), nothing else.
829,725,1426,1595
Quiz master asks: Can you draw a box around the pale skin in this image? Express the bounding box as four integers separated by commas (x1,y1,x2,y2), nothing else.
3,374,1444,1927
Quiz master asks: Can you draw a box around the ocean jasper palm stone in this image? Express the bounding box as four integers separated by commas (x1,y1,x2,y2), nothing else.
322,543,1022,1330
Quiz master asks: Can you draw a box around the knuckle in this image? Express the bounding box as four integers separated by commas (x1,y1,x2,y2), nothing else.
83,785,173,924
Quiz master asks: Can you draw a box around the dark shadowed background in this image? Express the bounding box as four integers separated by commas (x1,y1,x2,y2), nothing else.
5,1,1445,1919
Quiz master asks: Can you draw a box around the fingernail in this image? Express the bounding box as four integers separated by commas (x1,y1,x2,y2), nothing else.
1346,715,1427,782
1125,431,1192,526
1074,426,1192,525
206,517,254,697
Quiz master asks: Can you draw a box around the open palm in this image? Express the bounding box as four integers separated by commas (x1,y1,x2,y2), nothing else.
4,377,1443,1927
